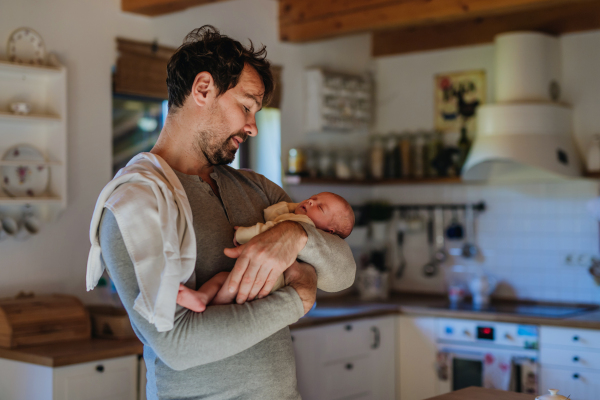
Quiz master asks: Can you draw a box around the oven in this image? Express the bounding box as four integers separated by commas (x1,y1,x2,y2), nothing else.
435,318,539,395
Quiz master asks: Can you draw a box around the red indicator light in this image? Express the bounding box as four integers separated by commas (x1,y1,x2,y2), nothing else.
483,328,491,334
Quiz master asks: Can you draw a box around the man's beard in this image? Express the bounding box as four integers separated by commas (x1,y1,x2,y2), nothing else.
196,130,248,166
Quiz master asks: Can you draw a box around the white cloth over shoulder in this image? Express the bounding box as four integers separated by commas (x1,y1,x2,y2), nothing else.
235,201,314,244
86,152,196,332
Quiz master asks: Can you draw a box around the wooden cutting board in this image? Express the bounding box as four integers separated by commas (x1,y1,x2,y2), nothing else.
0,294,91,348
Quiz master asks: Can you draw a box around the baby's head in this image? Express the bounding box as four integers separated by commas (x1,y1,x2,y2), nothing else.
295,192,354,239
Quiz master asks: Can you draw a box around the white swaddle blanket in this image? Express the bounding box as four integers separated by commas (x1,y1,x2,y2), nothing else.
86,152,196,332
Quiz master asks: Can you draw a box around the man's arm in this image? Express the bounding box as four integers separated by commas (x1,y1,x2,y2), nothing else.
227,172,356,301
99,208,313,371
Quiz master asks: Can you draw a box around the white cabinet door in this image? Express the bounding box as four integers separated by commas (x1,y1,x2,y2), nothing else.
53,356,138,400
292,316,396,400
540,366,600,400
398,316,438,400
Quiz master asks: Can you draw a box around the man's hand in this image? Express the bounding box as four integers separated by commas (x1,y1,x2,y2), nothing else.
223,221,308,304
284,261,317,315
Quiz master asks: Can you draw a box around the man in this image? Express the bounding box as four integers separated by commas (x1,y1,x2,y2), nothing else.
96,26,355,399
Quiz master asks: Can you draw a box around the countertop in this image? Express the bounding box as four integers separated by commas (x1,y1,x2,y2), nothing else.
424,387,534,400
292,292,600,330
0,338,143,367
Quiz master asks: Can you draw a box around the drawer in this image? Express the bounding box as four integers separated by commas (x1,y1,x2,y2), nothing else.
541,347,600,370
53,355,138,400
322,357,371,400
319,318,384,363
540,366,600,400
541,326,600,350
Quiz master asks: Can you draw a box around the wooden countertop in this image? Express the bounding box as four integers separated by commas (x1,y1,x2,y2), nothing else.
291,292,600,330
425,387,534,400
0,337,143,367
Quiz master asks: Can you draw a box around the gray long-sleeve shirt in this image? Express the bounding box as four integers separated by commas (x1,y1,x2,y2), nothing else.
98,165,356,399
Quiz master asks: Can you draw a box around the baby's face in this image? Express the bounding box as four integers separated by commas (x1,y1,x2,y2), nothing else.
295,192,345,234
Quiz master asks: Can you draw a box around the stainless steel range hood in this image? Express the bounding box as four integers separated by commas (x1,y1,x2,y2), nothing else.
462,103,582,182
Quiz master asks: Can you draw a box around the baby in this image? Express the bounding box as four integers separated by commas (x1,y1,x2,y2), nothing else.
176,192,355,312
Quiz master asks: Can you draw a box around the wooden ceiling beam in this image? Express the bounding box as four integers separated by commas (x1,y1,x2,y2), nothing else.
279,0,599,42
372,0,600,56
122,0,230,16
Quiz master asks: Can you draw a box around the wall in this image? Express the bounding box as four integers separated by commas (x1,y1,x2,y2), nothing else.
0,0,371,301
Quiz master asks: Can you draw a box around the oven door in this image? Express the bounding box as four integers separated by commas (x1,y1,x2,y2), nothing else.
436,344,538,395
437,346,484,394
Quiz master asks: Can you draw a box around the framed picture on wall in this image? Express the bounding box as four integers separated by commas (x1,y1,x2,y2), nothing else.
434,69,486,135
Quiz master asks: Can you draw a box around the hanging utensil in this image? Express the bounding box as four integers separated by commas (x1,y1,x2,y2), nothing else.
395,231,407,279
433,207,447,264
422,210,438,277
461,206,478,258
445,208,464,240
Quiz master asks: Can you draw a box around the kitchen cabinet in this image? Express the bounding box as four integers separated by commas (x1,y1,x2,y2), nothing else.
291,315,396,400
0,355,138,400
397,316,439,400
540,326,600,400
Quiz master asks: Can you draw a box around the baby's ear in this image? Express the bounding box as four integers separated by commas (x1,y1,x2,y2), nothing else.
328,228,335,234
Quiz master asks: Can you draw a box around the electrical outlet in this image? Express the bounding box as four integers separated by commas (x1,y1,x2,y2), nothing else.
565,254,575,265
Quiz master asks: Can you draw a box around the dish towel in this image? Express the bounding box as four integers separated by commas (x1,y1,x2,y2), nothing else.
483,352,513,390
86,152,196,332
514,357,538,394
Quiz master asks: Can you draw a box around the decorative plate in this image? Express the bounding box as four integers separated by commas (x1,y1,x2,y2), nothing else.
6,27,46,65
1,145,49,197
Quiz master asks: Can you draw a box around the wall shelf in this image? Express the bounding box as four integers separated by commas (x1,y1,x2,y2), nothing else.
0,59,67,223
0,111,61,125
284,175,462,186
0,59,62,77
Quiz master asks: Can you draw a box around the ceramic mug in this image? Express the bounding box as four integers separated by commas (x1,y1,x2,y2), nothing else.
0,216,19,241
15,214,41,241
10,102,31,115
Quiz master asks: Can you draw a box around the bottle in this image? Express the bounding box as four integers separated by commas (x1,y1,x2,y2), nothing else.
384,135,399,179
587,134,600,173
400,133,412,179
412,132,425,179
370,136,385,180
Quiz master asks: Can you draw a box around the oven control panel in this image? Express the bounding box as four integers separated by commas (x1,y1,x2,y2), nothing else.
437,318,539,349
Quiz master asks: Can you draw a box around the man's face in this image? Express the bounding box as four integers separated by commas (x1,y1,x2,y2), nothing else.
195,65,264,165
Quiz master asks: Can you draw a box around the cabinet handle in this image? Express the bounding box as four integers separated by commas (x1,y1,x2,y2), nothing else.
573,356,580,362
345,324,352,331
573,335,580,342
573,373,580,380
345,363,353,370
96,365,105,373
371,326,380,349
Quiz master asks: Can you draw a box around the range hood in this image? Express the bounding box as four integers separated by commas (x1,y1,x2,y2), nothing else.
461,31,583,182
462,103,582,182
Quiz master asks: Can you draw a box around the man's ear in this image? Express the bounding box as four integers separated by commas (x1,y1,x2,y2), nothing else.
190,71,215,108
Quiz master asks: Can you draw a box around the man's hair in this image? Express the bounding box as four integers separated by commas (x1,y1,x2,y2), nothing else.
166,25,274,111
328,193,355,239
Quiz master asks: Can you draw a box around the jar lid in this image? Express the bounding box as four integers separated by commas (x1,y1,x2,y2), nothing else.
536,389,569,400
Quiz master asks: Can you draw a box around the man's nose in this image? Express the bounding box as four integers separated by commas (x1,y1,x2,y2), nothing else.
245,118,258,137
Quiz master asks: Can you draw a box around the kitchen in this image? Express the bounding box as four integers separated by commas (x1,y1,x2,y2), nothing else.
0,0,600,399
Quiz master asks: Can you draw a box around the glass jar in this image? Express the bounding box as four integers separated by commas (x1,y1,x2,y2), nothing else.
288,148,305,175
318,148,335,178
351,150,366,180
305,147,320,178
335,149,352,180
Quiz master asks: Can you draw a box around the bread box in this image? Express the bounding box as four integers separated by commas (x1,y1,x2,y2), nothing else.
0,294,91,348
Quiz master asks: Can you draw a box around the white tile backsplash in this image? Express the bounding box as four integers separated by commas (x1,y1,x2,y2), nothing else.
288,179,600,304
